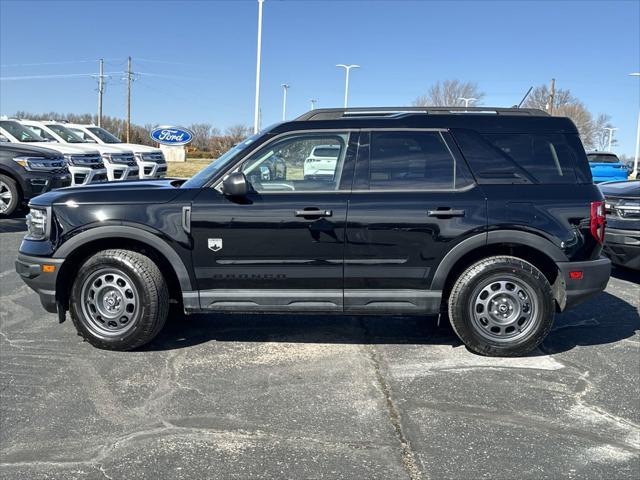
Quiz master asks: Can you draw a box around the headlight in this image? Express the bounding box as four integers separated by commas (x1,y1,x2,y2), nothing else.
64,154,96,166
25,206,50,240
13,156,66,172
136,152,165,162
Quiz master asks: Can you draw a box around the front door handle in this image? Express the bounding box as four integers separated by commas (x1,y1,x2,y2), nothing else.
427,208,466,218
295,208,333,218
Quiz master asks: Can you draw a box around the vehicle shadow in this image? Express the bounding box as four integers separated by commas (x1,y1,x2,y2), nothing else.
0,210,27,233
611,265,639,283
145,291,638,355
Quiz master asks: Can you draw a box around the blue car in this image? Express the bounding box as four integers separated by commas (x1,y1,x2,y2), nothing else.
587,151,629,183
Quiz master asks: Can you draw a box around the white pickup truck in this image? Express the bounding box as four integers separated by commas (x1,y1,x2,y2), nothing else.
65,124,167,179
0,120,107,186
20,120,139,182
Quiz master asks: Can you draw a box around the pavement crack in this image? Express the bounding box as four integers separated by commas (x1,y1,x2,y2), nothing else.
360,320,423,480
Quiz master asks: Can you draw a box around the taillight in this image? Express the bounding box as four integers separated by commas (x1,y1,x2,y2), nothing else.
590,201,606,244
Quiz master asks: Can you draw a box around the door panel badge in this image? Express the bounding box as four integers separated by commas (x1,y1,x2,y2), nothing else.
208,238,223,252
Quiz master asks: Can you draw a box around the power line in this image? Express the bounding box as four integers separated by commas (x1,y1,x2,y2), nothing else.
0,73,96,81
1,58,120,68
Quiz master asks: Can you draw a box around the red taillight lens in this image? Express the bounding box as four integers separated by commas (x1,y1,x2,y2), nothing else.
590,201,606,244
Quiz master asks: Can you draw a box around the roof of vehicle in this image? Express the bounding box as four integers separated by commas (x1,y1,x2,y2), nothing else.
0,142,64,157
274,107,579,134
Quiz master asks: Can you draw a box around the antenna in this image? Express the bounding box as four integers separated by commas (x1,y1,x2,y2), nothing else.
517,86,533,108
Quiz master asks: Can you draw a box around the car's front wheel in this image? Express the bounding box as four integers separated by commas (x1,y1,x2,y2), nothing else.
448,256,555,356
0,174,20,217
70,249,169,350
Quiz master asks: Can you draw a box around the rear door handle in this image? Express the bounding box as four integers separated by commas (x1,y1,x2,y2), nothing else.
427,208,466,218
295,208,333,218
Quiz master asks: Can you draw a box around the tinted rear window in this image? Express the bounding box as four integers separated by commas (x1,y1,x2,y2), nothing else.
588,154,620,163
453,130,587,184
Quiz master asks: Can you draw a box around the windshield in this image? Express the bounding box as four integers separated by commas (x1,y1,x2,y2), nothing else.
588,154,620,163
47,124,86,143
87,127,122,143
182,132,263,188
0,120,47,142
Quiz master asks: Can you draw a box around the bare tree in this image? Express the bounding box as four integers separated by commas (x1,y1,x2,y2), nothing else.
413,80,485,107
522,85,575,111
188,123,214,151
208,125,251,158
592,113,618,151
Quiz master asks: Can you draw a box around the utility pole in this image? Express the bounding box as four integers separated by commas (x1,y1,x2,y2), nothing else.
547,78,556,115
126,56,132,142
310,99,317,110
97,59,105,127
253,0,264,134
336,64,360,108
281,84,289,121
603,127,617,152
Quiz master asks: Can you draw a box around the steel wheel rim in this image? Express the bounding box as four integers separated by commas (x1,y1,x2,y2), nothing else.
80,268,140,337
0,180,12,213
469,275,539,343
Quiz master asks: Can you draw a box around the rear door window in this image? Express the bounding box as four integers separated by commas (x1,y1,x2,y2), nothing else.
366,131,473,190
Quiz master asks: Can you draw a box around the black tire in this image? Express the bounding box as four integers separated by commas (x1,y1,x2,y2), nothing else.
447,256,555,357
70,249,169,350
0,174,20,217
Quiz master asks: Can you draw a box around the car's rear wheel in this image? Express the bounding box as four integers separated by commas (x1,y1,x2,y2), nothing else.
0,174,20,217
70,249,169,350
448,256,555,356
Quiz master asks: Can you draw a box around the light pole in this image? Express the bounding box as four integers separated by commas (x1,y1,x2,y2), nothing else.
458,97,477,109
253,0,265,134
603,127,617,152
281,83,290,121
631,73,640,179
336,64,359,108
310,99,317,110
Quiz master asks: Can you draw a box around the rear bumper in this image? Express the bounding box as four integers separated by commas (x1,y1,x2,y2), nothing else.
603,228,640,270
15,253,64,313
556,257,611,311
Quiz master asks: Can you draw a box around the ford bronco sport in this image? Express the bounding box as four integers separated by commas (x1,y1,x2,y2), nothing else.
15,107,611,356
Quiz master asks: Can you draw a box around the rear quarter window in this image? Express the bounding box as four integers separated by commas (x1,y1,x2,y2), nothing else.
452,129,589,184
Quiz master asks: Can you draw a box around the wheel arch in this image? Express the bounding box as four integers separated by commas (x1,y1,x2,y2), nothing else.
431,231,567,310
54,226,193,310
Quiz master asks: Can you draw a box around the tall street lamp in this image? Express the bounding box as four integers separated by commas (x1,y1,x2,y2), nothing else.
310,99,318,110
336,64,360,108
458,97,477,109
631,73,640,178
281,84,290,121
603,127,617,152
253,0,265,134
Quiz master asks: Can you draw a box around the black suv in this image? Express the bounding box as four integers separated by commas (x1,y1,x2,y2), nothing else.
0,143,71,216
15,107,611,356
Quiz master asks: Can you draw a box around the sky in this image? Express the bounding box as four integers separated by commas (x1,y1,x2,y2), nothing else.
1,0,639,155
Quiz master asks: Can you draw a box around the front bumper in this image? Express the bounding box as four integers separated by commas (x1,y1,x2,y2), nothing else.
68,166,108,186
138,161,167,179
15,253,64,313
556,257,611,311
22,173,71,200
105,163,139,181
603,228,640,270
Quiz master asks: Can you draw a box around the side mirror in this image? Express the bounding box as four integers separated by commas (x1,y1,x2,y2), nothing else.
222,171,249,197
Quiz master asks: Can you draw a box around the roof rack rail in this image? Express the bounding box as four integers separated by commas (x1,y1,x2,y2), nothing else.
295,106,548,121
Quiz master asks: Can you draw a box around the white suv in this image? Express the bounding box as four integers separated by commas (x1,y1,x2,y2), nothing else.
20,120,139,182
0,120,106,186
65,124,167,179
303,144,341,180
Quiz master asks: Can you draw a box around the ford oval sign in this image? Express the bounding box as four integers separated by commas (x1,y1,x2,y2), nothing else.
150,126,193,146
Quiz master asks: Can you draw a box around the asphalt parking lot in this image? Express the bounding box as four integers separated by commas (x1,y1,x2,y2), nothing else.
0,215,638,480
